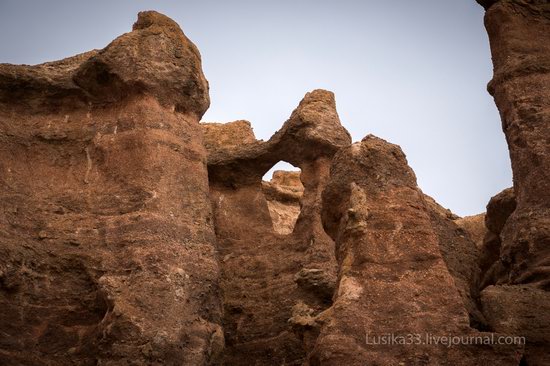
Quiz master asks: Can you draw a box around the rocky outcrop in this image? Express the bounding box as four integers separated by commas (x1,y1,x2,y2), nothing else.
481,285,550,365
1,6,548,366
456,214,486,249
203,90,351,365
480,0,550,288
262,171,304,235
0,11,222,365
479,188,516,289
424,195,488,330
311,136,520,365
477,1,550,364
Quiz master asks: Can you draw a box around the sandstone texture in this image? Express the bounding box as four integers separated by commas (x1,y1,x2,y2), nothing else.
202,90,351,365
310,136,520,365
0,6,548,366
456,213,486,249
481,0,550,288
479,188,516,289
0,11,222,365
476,1,550,364
262,170,304,235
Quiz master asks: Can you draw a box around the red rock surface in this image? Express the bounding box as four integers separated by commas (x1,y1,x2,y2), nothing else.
0,6,548,366
0,11,222,365
311,136,520,365
203,90,350,365
476,1,550,364
481,0,550,288
262,171,304,235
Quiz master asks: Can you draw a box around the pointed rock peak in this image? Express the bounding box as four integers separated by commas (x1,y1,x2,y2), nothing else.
133,10,181,31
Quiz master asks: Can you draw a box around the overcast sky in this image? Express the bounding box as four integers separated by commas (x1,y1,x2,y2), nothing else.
0,0,512,216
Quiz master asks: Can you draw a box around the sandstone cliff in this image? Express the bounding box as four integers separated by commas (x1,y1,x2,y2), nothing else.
0,11,222,365
0,6,548,366
475,1,550,364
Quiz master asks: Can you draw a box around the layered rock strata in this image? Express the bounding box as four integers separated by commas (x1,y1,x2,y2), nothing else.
1,6,548,366
0,11,222,365
476,1,550,364
202,90,351,365
310,136,520,365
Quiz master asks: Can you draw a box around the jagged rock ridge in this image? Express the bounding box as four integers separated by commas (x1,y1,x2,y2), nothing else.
0,4,548,365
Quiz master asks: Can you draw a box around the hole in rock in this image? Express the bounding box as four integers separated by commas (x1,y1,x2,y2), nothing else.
262,161,303,235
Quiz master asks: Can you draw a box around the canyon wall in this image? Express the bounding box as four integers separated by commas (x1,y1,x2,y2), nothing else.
476,1,550,364
202,90,350,365
0,11,222,365
0,6,549,365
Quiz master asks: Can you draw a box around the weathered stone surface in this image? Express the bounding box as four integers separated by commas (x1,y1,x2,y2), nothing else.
479,188,517,289
476,2,550,363
203,90,350,365
202,120,256,152
482,0,550,288
424,194,487,330
424,195,488,329
456,213,486,249
205,90,351,186
481,285,550,365
262,170,304,235
1,5,547,365
0,11,222,365
486,188,516,235
311,135,521,365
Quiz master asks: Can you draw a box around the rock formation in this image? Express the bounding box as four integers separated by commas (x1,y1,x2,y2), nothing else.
309,136,519,365
475,1,550,364
456,214,486,249
0,6,548,366
262,171,304,235
202,90,350,365
477,0,550,290
0,11,222,365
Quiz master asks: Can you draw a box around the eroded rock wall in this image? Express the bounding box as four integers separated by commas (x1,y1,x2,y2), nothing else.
202,90,351,365
262,171,304,235
477,1,550,364
0,6,547,366
0,11,222,365
479,0,550,290
310,136,520,365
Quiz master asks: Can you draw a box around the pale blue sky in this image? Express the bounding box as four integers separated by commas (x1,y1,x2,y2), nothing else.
0,0,511,216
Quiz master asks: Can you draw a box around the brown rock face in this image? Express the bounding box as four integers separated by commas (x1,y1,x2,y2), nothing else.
262,171,304,235
203,90,351,365
0,11,222,365
477,1,550,364
479,188,516,289
455,213,487,249
482,0,550,288
311,136,520,365
2,6,547,366
481,285,550,365
423,195,488,330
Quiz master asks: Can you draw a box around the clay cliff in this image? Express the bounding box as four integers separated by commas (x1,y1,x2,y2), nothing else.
0,4,548,365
